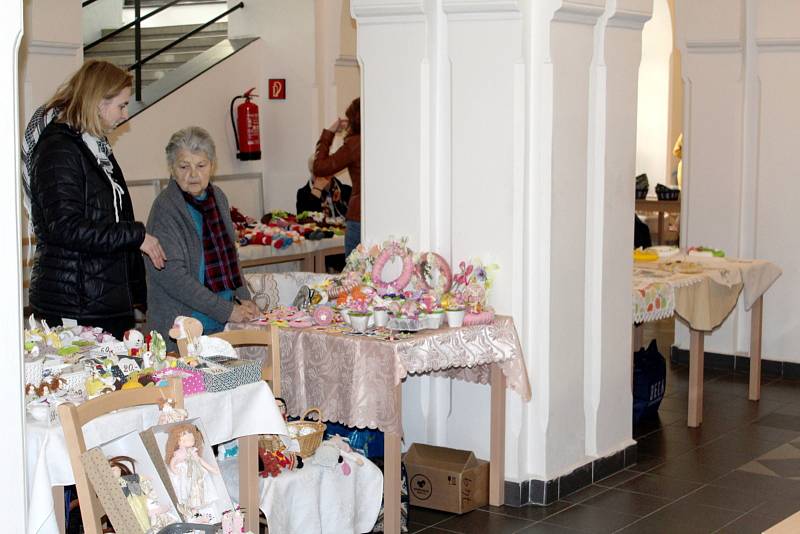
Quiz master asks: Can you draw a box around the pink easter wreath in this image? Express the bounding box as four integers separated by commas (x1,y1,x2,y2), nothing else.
372,242,414,293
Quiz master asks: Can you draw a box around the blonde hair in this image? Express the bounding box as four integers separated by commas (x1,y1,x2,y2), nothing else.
45,60,133,137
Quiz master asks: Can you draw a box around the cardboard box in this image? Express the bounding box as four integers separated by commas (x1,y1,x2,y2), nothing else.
404,443,489,514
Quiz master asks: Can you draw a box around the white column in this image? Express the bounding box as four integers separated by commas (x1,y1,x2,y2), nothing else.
584,0,651,458
752,1,800,361
2,1,27,530
674,0,744,355
528,0,604,478
353,0,647,486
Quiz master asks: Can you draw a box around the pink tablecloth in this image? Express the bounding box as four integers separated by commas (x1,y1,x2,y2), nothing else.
228,316,531,435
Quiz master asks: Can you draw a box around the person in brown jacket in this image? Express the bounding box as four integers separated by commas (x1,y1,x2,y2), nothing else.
313,97,361,256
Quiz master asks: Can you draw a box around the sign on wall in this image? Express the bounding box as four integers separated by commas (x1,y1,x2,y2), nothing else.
268,79,286,99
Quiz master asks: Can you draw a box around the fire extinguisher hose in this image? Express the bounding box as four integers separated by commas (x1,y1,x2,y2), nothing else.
230,95,244,153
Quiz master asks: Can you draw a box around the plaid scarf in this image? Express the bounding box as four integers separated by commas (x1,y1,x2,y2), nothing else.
182,185,242,293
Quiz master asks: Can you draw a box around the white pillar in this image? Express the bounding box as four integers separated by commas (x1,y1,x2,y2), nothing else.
1,1,27,530
352,0,650,490
584,0,651,459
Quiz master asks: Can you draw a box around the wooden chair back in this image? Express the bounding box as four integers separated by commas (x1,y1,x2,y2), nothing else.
57,377,184,534
176,326,281,396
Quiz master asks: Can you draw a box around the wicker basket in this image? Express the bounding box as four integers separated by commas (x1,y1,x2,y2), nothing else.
289,408,326,458
260,407,326,458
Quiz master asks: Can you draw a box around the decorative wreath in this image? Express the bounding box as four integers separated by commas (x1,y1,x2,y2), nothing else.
372,242,414,293
416,252,453,295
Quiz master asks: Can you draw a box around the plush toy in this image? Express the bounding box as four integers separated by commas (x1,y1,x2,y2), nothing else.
123,330,144,356
168,316,203,358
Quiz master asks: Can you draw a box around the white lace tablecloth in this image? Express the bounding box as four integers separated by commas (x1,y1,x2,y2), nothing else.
633,255,782,329
229,316,531,435
219,451,383,534
26,381,286,534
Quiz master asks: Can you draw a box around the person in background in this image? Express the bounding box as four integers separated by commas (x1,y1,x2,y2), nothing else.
296,155,351,218
313,97,361,256
145,126,258,349
24,60,166,338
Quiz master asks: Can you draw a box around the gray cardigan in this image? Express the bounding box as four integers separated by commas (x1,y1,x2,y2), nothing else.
145,180,250,350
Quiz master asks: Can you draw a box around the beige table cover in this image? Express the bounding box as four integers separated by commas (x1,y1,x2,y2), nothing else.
634,255,782,331
229,316,531,435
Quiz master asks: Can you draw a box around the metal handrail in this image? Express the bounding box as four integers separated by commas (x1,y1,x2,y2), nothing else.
83,0,183,52
127,2,243,72
82,0,244,102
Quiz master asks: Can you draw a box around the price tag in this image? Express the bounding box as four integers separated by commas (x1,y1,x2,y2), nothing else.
118,358,141,375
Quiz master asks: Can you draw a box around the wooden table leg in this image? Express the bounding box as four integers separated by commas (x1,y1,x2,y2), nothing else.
657,210,664,245
383,384,403,534
53,485,65,534
749,296,763,401
314,252,325,273
490,364,506,506
688,328,705,427
301,253,315,272
239,434,260,533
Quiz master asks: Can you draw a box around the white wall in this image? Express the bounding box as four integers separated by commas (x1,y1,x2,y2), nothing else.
122,3,229,28
227,0,321,213
111,40,263,219
353,0,649,483
2,0,27,529
82,0,123,44
674,0,800,363
635,0,672,192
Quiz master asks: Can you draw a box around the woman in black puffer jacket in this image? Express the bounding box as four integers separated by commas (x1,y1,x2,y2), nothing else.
25,61,166,338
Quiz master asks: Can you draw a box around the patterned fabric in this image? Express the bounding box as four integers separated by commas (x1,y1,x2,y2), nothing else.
21,105,59,229
82,131,125,222
182,185,243,293
228,316,531,435
633,265,703,323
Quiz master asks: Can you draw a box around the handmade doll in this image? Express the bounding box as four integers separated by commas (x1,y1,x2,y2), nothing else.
168,316,203,358
109,456,151,531
164,423,220,519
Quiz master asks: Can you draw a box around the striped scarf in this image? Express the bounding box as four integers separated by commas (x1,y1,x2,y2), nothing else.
182,185,242,293
22,105,125,225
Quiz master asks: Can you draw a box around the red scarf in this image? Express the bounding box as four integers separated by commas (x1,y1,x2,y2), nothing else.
182,186,242,293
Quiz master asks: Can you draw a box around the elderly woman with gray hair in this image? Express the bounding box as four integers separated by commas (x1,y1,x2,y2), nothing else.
145,126,258,347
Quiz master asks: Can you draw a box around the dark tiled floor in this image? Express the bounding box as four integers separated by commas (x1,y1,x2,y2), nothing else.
406,318,800,533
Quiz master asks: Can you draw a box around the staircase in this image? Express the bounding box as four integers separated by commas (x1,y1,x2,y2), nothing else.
84,22,228,85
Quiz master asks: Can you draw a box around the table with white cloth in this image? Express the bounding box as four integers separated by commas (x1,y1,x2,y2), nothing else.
26,381,287,534
238,236,345,273
228,315,532,534
632,255,782,427
218,451,383,534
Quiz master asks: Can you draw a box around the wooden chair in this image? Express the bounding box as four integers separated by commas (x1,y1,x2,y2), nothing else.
58,377,184,534
177,326,281,396
176,326,281,532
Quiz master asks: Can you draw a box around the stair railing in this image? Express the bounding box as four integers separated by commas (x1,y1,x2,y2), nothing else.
82,0,244,101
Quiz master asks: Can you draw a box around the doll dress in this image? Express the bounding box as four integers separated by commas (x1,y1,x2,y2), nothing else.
169,446,218,512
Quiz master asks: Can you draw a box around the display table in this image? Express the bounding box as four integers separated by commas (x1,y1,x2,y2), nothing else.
27,381,287,534
229,316,531,534
238,236,345,273
632,255,782,427
219,451,383,534
635,198,681,245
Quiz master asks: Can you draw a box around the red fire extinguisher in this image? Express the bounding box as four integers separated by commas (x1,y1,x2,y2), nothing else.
230,88,261,160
